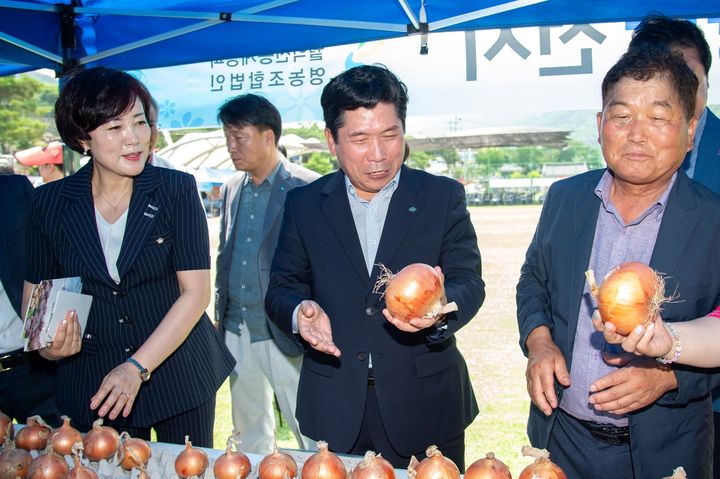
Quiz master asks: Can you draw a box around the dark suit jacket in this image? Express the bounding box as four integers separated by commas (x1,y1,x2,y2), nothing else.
25,162,235,428
215,159,319,356
265,165,485,455
0,174,33,318
691,108,720,194
517,169,720,478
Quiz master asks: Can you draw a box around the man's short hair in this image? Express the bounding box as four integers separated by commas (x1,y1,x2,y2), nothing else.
601,49,698,121
217,94,282,146
321,64,408,141
629,15,712,76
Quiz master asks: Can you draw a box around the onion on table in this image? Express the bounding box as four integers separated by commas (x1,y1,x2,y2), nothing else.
0,438,32,479
15,416,51,452
67,449,98,479
82,419,120,462
586,262,669,336
175,436,208,478
258,440,297,479
50,416,82,456
301,441,346,479
351,451,395,479
27,446,68,479
0,411,12,446
374,263,457,322
118,432,151,471
518,446,566,479
213,433,251,479
464,452,512,479
407,445,460,479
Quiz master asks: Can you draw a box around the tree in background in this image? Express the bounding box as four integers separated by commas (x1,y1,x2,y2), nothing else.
0,75,57,153
284,123,326,141
304,152,336,175
407,150,432,171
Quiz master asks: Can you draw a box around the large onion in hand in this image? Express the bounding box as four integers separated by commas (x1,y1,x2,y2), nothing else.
15,416,51,452
50,416,82,456
301,441,346,479
374,264,452,322
175,436,208,478
586,262,667,335
519,446,566,479
258,440,297,479
408,445,460,479
464,453,511,479
82,419,119,462
351,451,395,479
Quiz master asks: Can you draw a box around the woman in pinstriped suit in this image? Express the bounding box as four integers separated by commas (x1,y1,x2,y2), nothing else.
22,67,234,446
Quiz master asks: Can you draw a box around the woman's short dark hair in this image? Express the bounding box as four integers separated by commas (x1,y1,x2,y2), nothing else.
601,49,698,122
217,94,282,146
55,67,153,154
321,64,408,141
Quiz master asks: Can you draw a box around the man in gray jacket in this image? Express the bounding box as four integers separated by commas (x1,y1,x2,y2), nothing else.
215,94,319,454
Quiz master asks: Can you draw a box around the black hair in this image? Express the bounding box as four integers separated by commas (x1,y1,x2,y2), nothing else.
217,94,282,146
601,49,698,121
321,64,408,141
629,14,711,75
55,67,153,154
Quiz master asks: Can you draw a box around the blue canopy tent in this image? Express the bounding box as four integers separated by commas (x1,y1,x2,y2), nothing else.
1,0,719,77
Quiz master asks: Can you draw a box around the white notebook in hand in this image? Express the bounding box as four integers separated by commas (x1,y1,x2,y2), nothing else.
22,277,92,352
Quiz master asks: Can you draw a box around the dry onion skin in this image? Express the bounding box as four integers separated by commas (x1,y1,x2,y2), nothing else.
0,412,12,446
374,263,449,322
213,434,251,479
175,436,209,478
50,416,83,457
0,439,32,479
258,440,297,479
67,452,98,479
408,445,460,479
82,419,120,462
519,446,566,479
15,416,51,452
27,446,68,479
586,262,668,336
464,453,512,479
118,432,152,471
301,441,346,479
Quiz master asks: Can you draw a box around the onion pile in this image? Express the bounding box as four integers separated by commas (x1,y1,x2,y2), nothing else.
213,434,251,479
408,445,460,479
587,262,667,335
82,419,120,462
464,453,511,479
118,432,152,471
351,451,395,479
258,440,297,479
374,264,455,322
0,411,12,446
50,416,82,456
301,441,346,479
0,439,32,479
27,446,68,479
15,416,51,452
519,446,566,479
175,436,208,478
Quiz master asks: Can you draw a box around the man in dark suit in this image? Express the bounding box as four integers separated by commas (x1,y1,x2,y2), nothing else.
265,65,484,469
215,94,318,454
517,50,720,478
628,15,720,194
0,174,61,426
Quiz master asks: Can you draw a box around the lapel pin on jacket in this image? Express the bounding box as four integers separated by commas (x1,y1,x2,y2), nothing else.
144,203,158,218
408,206,417,213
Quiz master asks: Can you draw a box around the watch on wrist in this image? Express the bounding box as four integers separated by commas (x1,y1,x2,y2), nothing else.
127,357,151,382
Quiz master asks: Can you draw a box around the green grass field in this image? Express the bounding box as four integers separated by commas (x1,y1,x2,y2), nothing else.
208,205,542,474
